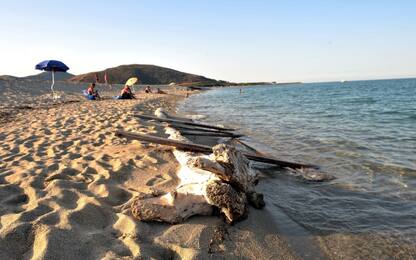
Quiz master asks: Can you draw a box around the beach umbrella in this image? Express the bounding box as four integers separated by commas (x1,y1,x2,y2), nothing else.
35,60,69,99
125,77,138,92
125,77,138,86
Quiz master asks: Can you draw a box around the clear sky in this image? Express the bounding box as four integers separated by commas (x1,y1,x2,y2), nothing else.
1,0,415,82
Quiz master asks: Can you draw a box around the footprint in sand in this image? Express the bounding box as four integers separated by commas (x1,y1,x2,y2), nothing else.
3,194,29,206
45,167,80,183
51,189,79,210
41,128,53,135
22,139,35,149
46,163,60,172
67,202,112,230
99,153,113,162
57,141,75,150
146,175,166,186
0,185,29,216
143,155,159,164
17,204,54,223
83,155,95,161
45,173,72,183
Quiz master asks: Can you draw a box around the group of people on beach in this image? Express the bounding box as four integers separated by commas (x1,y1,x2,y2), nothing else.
86,83,135,100
85,83,166,100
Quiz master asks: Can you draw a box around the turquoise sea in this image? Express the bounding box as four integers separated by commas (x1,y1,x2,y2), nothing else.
180,78,416,254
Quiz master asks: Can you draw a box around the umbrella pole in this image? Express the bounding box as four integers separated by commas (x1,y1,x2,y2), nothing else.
51,70,56,99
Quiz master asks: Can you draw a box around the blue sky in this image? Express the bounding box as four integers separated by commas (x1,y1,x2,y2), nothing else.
1,0,415,82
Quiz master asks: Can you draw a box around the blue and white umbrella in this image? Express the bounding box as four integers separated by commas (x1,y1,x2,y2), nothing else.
35,60,69,99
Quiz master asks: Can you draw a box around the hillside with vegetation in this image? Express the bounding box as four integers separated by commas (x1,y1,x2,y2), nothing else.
69,64,227,85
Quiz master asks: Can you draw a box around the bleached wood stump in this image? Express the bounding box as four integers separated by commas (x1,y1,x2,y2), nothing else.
190,145,265,210
131,139,264,224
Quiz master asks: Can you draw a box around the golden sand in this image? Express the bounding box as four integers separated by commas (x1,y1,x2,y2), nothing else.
0,86,297,259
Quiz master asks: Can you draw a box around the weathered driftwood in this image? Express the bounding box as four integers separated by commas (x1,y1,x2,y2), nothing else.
135,114,236,131
137,117,239,135
143,120,243,137
228,139,265,156
131,144,262,224
154,109,237,134
116,130,318,169
179,131,243,138
116,130,211,152
189,145,265,209
152,110,322,170
205,180,248,222
131,186,214,223
171,124,236,133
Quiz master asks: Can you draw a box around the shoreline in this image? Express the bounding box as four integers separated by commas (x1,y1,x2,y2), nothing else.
0,86,299,259
2,82,414,259
179,88,330,259
135,91,303,259
180,84,416,259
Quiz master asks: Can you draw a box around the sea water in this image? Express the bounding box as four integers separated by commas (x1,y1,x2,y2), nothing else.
180,79,416,254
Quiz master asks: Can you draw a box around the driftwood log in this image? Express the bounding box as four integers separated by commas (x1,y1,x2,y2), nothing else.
179,131,243,138
116,130,317,169
155,108,240,136
131,143,264,224
169,124,236,134
135,114,236,131
127,109,331,224
189,145,265,210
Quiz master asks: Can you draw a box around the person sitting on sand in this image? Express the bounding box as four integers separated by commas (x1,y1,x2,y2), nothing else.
144,86,152,93
86,83,100,100
119,85,135,99
156,88,166,94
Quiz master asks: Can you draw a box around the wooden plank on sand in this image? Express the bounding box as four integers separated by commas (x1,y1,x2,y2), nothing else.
135,114,236,131
116,130,212,153
170,124,239,134
180,131,243,138
116,130,318,169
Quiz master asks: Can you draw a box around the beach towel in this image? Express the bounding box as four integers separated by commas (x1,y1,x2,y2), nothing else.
113,95,133,100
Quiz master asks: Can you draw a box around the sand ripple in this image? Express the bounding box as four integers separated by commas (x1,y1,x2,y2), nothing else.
0,91,298,259
0,98,184,259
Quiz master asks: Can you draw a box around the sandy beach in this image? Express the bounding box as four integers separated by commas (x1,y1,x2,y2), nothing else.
0,82,297,259
2,2,416,258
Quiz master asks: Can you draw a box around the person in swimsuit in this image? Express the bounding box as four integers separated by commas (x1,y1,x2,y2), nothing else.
156,88,166,94
86,83,100,100
120,85,135,99
144,86,152,93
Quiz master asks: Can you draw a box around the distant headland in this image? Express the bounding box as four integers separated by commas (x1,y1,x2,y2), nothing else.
0,64,300,87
